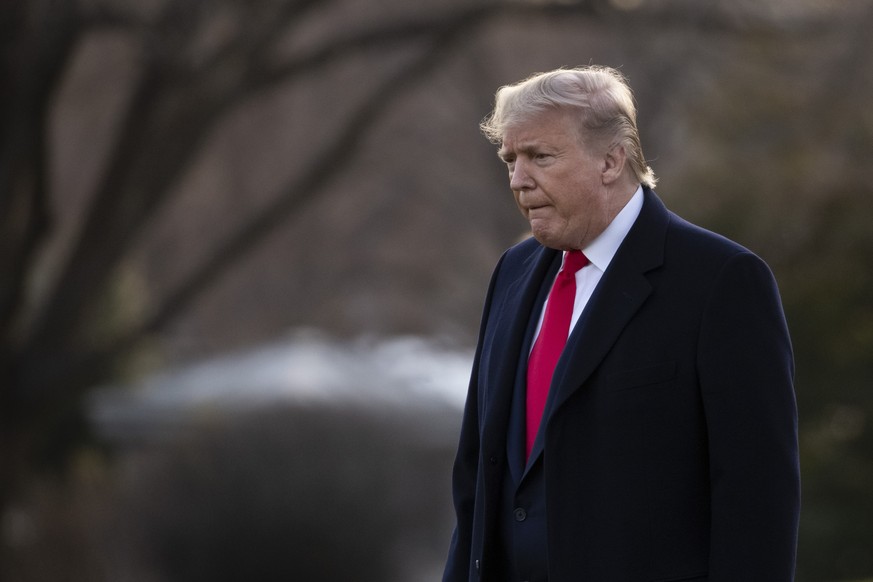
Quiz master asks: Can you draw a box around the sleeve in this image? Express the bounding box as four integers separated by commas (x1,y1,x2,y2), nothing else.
442,251,508,582
441,362,481,582
698,251,800,581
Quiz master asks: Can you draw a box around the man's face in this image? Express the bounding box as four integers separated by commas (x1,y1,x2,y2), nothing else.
498,109,617,251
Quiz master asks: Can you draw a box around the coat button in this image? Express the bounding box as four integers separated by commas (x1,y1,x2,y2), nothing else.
489,455,498,465
513,507,527,522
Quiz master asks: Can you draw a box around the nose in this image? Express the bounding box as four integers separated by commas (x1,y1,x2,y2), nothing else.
509,160,534,191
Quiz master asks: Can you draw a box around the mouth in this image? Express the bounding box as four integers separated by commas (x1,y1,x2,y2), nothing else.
527,204,550,217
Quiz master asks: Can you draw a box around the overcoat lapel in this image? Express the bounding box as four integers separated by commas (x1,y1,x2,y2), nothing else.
481,244,560,483
527,189,670,462
506,251,562,482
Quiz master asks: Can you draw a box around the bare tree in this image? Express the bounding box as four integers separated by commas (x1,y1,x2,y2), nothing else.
0,1,589,570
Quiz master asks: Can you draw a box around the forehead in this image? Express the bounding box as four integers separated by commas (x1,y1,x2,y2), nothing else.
499,109,581,153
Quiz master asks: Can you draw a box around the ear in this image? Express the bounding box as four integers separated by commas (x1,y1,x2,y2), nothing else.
601,143,627,185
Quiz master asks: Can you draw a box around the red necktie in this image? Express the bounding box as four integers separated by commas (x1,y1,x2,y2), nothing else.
526,250,589,459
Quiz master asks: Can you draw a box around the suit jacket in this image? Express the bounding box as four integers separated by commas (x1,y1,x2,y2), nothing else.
443,187,800,582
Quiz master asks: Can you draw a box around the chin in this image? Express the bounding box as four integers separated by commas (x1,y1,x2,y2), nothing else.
533,236,563,251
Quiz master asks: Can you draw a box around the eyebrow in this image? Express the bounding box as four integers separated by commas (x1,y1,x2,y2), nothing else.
497,143,546,161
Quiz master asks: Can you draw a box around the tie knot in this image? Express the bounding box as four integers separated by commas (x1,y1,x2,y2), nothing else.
561,250,589,275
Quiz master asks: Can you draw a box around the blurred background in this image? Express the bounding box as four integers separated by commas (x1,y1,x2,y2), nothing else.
2,0,872,580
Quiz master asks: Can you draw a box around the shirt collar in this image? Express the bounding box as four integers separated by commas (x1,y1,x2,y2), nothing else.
573,184,644,272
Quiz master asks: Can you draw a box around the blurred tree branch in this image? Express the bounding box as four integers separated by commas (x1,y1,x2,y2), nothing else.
0,1,79,335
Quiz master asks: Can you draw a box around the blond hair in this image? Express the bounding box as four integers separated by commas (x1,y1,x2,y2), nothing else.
481,66,657,188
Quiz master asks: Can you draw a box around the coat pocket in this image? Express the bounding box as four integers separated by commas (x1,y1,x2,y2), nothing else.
605,361,677,391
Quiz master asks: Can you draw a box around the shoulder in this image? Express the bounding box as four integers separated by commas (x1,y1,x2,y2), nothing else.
668,214,778,295
644,187,760,267
493,235,551,274
481,236,557,305
639,189,778,291
505,235,542,261
666,211,750,261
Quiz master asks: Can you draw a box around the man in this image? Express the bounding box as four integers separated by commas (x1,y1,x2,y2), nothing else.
442,66,800,582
